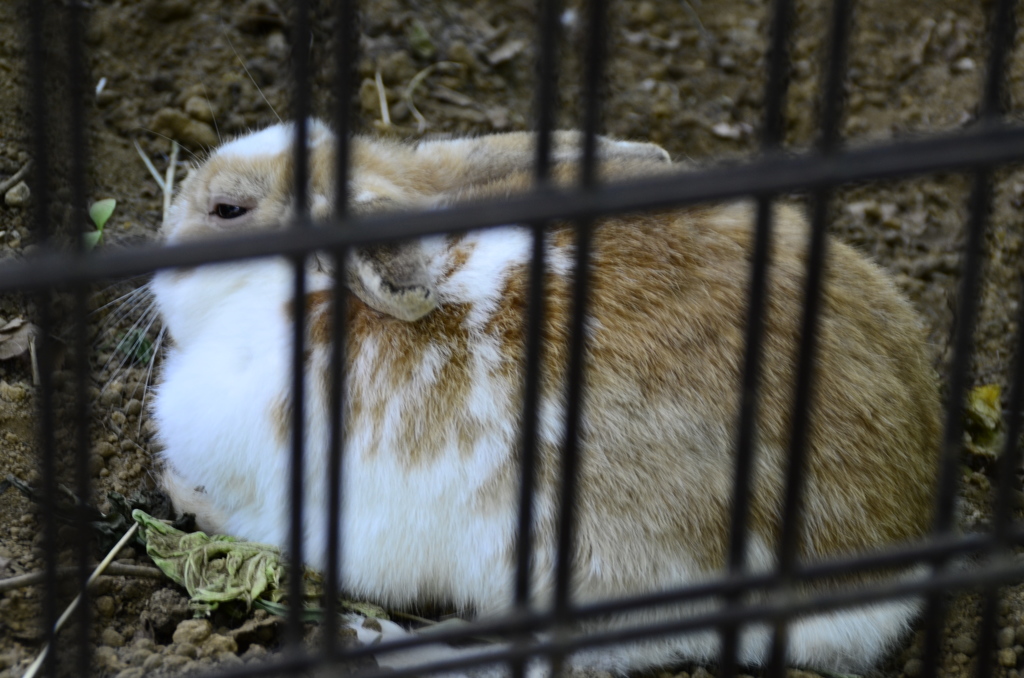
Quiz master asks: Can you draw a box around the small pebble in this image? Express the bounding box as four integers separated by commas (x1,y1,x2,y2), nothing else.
4,181,30,208
114,668,144,678
142,653,163,671
1000,627,1017,649
100,627,125,648
201,634,238,657
904,658,923,677
241,644,268,662
636,1,656,23
94,646,123,672
184,96,215,124
161,655,191,671
94,596,115,618
952,57,976,73
121,648,151,666
950,635,976,655
1000,648,1019,668
174,642,199,659
126,398,143,416
0,381,26,403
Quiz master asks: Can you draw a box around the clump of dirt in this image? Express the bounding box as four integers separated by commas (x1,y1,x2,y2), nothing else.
0,0,1022,677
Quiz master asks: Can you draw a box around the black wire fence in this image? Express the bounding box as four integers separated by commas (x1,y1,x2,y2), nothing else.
6,0,1024,677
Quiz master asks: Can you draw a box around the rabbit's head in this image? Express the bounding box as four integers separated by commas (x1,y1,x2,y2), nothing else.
159,120,440,324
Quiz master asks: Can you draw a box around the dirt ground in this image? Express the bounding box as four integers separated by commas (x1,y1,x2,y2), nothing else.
0,0,1022,676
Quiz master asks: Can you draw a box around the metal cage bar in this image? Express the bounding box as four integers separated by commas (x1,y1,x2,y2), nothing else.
285,0,314,653
921,0,1017,674
322,0,359,655
7,122,1024,293
8,0,1024,675
26,1,61,676
64,0,94,673
719,0,793,671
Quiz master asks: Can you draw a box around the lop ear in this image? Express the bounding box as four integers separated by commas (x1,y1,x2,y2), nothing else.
345,242,438,321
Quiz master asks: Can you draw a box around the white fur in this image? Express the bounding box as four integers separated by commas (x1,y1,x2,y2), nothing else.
217,119,331,160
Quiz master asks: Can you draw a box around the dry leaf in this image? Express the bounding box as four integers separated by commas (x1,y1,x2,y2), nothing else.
966,384,1002,432
0,319,40,361
965,384,1004,460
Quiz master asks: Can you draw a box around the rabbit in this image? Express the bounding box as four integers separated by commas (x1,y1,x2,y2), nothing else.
150,119,941,675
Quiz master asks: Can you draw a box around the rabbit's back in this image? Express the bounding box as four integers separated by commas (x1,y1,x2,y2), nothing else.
297,197,940,612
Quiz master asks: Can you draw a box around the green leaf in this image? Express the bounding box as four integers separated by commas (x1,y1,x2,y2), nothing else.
133,509,285,615
89,198,117,231
83,230,103,250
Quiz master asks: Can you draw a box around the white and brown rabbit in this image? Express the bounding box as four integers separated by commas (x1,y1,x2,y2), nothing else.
150,119,941,674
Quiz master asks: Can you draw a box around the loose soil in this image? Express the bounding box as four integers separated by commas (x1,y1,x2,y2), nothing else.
0,0,1022,677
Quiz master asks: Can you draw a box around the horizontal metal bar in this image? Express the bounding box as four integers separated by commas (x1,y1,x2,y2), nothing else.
194,551,1024,678
5,123,1024,293
179,529,1014,678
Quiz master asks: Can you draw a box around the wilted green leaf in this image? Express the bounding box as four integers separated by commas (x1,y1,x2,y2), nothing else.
89,198,117,230
133,509,286,615
132,510,391,621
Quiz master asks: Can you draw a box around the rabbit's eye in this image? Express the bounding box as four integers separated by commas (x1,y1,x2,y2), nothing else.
212,204,248,219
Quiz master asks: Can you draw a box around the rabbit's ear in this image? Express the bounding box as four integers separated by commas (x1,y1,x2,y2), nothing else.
345,242,437,321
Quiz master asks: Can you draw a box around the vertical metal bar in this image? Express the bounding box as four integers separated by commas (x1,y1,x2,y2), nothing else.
323,0,357,656
512,2,562,676
548,0,607,673
577,0,606,189
720,0,793,673
515,0,563,621
534,0,561,184
919,167,992,678
26,0,58,675
287,0,312,651
514,249,546,615
65,0,93,669
975,282,1024,678
766,0,851,673
555,0,607,613
925,1,1014,676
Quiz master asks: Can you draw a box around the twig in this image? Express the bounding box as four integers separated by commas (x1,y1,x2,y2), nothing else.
133,140,166,193
375,69,391,127
29,336,39,386
403,64,456,133
0,160,33,195
162,141,180,224
0,562,164,594
23,523,139,678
